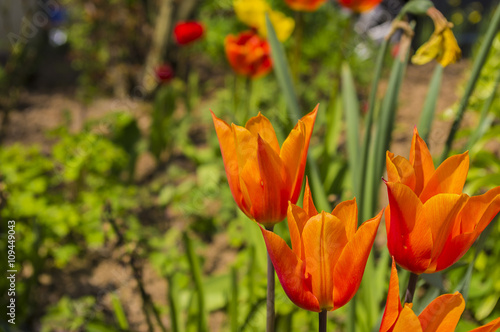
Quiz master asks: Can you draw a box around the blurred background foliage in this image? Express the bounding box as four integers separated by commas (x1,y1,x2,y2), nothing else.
0,0,499,331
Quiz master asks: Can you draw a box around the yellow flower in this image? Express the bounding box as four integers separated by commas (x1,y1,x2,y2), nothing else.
411,7,461,67
234,0,295,42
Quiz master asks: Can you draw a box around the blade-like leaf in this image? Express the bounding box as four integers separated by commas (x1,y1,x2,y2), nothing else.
418,64,444,142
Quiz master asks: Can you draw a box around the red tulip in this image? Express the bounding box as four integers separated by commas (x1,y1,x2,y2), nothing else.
155,64,174,84
211,106,317,227
284,0,327,12
173,21,204,45
224,30,272,79
337,0,382,12
260,181,383,311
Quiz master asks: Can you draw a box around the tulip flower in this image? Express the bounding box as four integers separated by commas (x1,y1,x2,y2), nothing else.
337,0,382,13
211,106,318,228
412,7,461,67
173,21,204,45
224,30,272,79
385,128,500,274
234,0,294,41
155,64,174,84
284,0,327,12
260,180,383,311
380,258,500,332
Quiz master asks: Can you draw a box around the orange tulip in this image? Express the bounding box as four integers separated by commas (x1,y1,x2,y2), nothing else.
260,181,383,311
211,106,317,228
380,258,500,332
384,128,500,274
224,30,272,79
337,0,382,13
284,0,327,12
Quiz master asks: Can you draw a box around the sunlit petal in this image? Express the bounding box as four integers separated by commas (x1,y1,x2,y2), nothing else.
418,292,464,332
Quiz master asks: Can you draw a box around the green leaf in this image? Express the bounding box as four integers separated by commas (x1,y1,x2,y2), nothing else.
111,293,129,330
341,62,361,196
418,64,444,142
265,13,330,212
441,3,500,161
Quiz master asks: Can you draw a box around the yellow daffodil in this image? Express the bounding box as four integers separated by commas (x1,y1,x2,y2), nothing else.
412,7,461,67
234,0,295,41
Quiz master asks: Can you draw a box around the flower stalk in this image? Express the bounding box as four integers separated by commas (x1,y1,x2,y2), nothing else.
266,225,275,332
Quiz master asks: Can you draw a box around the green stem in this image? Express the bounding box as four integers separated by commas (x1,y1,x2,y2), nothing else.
319,310,327,332
440,4,500,161
167,275,179,332
183,232,208,332
230,267,239,332
266,225,275,332
404,273,419,303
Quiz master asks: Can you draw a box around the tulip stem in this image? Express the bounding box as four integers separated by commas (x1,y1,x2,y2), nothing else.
266,225,275,332
404,273,419,303
319,310,327,332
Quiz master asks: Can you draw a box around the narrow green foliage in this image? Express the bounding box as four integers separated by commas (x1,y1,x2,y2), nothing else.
466,70,500,150
111,293,129,330
359,38,389,222
440,4,500,161
265,13,330,211
167,275,180,332
230,267,239,332
455,217,498,302
265,14,300,121
183,233,208,332
341,62,361,196
418,64,444,142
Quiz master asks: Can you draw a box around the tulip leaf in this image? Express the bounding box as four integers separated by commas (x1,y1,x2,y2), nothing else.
341,62,361,197
110,293,129,330
359,38,389,223
265,13,330,212
455,217,498,302
265,13,300,121
466,70,500,150
183,232,208,332
440,3,500,161
418,64,443,142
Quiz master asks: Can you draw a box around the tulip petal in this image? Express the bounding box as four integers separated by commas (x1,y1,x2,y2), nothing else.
211,111,247,214
418,292,464,332
260,227,320,312
380,257,403,332
331,197,358,241
393,304,423,332
245,112,280,154
468,317,500,332
456,186,500,235
288,203,309,259
333,209,383,309
434,232,475,273
243,135,287,224
386,182,432,274
419,193,468,273
285,106,318,205
387,151,417,191
436,187,500,271
409,128,435,196
303,212,348,310
303,178,318,218
419,151,469,203
280,120,306,202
